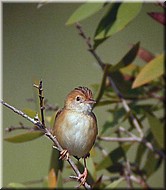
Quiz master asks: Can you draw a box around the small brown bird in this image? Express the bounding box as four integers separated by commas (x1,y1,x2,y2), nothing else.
53,86,98,185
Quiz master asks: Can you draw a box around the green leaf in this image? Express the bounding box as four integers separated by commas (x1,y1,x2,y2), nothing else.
105,177,124,188
96,153,113,171
4,130,43,143
56,170,63,188
96,144,131,171
100,106,126,135
146,113,164,148
7,183,26,188
23,108,37,118
87,157,97,180
94,3,120,48
109,71,142,98
120,63,141,76
49,149,64,176
94,64,112,107
143,148,162,177
95,3,142,40
66,2,105,25
108,42,140,72
132,54,164,88
135,129,153,166
96,100,120,107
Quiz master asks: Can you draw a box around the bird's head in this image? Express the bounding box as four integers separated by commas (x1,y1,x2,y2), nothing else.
64,86,96,114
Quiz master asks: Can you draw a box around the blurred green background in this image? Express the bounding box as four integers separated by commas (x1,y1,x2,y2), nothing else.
2,2,164,187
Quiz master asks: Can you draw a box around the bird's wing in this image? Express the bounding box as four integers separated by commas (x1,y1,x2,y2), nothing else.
55,108,64,120
91,112,98,135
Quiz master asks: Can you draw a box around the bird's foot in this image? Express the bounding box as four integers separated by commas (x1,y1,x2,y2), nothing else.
59,149,69,160
77,167,88,187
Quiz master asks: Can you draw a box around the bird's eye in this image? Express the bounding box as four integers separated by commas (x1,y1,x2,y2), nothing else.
76,96,81,101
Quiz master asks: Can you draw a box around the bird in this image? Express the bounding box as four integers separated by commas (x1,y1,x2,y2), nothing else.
52,86,98,185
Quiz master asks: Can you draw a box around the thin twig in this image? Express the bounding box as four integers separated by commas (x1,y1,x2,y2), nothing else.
123,160,133,189
5,124,33,132
130,175,149,188
1,99,91,189
76,23,104,69
34,80,46,128
95,142,108,157
1,100,41,128
98,135,165,158
98,136,140,142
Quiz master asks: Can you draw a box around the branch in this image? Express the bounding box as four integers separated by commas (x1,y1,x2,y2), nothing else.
98,135,165,158
33,80,46,128
130,175,149,188
98,136,140,142
1,86,91,189
5,122,33,132
123,160,133,188
75,23,143,138
95,142,109,157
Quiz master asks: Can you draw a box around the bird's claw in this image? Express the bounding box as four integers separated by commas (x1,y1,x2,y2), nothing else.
59,149,69,160
76,167,88,187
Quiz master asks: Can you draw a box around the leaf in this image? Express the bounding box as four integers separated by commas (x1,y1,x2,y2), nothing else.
146,113,164,148
94,64,112,107
93,3,121,48
109,71,143,98
132,54,164,88
105,177,124,188
96,100,120,107
95,3,142,40
100,106,126,135
87,157,97,180
120,63,141,76
108,42,140,72
4,130,43,143
48,168,57,188
143,148,162,177
137,47,155,62
96,144,131,171
148,12,166,25
49,149,64,176
56,170,63,188
23,108,36,118
7,183,26,188
96,153,113,171
135,129,153,166
66,2,105,25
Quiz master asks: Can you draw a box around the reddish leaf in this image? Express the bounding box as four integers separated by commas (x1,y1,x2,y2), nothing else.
148,12,166,25
123,74,135,82
137,47,155,62
157,2,166,8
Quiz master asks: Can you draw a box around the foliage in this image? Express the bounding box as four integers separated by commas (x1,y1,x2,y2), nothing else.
3,2,165,189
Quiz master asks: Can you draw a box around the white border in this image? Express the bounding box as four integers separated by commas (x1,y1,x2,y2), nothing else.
0,0,163,188
0,1,2,187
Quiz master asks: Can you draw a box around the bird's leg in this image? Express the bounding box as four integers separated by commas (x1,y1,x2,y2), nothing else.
77,157,88,186
59,149,69,160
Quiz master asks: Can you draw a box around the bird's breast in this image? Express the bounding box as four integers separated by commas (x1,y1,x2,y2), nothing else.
54,110,97,158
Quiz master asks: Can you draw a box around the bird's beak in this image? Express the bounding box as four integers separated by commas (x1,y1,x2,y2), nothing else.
85,99,96,104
